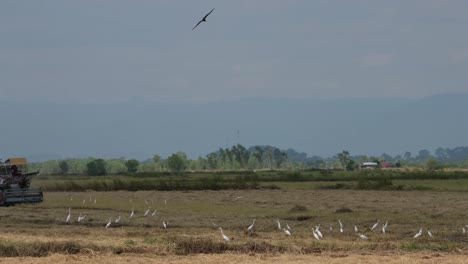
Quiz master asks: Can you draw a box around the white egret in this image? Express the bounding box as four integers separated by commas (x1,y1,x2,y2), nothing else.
77,213,87,222
233,196,243,201
143,208,150,216
358,233,368,240
218,227,230,242
94,198,96,204
354,225,359,233
382,221,388,233
247,219,256,232
276,219,281,230
338,220,344,233
414,228,423,239
162,220,168,229
129,207,135,218
115,215,121,223
286,223,291,231
312,229,320,240
65,207,71,223
283,228,291,236
105,217,112,228
151,210,157,216
329,224,333,231
371,220,379,231
82,199,86,205
315,225,323,238
463,227,466,234
427,230,433,238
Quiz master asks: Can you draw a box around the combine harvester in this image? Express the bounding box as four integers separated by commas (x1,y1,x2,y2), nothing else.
0,158,43,206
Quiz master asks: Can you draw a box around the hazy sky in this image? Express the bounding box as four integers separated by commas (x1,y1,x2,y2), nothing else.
1,0,467,103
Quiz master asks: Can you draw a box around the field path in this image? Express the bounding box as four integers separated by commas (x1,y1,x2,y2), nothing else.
0,253,467,264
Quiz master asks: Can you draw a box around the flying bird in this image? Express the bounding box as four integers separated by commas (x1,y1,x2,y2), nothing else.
192,8,215,30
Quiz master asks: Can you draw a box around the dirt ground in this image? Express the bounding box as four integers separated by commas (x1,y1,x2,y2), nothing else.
1,253,467,264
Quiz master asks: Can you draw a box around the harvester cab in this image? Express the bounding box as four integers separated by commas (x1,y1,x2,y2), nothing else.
0,158,43,206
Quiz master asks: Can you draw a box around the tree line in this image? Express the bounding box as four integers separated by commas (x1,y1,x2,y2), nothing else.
26,145,468,175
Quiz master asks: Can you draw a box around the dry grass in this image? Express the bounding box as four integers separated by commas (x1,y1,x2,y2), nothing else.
1,253,468,264
1,189,468,258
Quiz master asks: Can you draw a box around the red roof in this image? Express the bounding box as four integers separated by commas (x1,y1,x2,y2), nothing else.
380,162,393,168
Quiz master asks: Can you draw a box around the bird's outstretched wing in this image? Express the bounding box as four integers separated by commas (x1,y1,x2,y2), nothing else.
192,20,203,30
203,8,215,20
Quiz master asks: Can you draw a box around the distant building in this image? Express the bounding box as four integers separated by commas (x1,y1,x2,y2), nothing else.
359,161,394,169
380,162,393,168
360,162,378,169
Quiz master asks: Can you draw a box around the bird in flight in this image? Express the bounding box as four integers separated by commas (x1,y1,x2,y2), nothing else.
192,8,215,30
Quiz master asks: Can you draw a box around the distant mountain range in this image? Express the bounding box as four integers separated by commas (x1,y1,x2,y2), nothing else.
1,93,467,162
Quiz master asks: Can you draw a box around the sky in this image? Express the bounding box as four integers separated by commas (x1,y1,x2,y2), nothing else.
1,0,467,104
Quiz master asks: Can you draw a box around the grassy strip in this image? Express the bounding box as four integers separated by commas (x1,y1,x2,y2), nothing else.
34,170,468,192
0,239,161,257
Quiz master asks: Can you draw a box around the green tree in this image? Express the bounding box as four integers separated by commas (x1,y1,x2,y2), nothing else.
125,159,140,173
417,149,431,161
86,159,107,176
59,160,69,175
252,146,264,168
206,152,218,170
345,159,357,171
404,151,412,160
273,149,288,168
426,158,443,171
152,154,161,163
231,144,249,169
337,150,352,171
167,152,187,173
264,146,274,169
435,147,448,161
